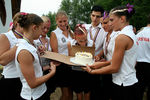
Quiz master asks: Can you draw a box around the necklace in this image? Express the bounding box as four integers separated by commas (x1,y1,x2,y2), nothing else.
39,37,49,51
89,26,100,42
23,36,35,47
13,30,23,38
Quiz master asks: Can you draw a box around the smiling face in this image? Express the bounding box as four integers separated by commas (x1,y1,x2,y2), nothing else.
90,11,102,27
41,21,51,37
56,16,68,31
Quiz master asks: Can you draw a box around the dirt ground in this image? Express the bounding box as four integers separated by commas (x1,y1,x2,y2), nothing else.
50,88,77,100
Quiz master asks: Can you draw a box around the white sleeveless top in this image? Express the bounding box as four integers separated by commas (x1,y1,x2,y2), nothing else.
103,31,120,61
34,36,51,51
2,30,19,78
110,25,138,86
15,39,47,100
53,27,73,56
136,27,150,63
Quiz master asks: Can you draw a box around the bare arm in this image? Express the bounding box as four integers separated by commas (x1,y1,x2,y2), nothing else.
50,32,58,53
0,34,17,65
85,34,129,74
18,50,56,88
86,60,111,69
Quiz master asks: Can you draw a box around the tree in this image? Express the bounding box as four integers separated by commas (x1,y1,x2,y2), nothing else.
45,0,150,32
95,0,150,30
60,0,97,29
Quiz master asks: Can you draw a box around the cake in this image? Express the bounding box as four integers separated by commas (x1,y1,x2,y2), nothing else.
74,52,93,65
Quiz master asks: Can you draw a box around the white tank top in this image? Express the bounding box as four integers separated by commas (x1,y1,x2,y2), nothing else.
2,30,19,78
15,39,47,100
103,31,120,61
53,27,73,56
136,27,150,63
111,25,138,86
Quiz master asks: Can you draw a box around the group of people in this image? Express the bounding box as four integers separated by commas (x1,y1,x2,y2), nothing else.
0,3,150,100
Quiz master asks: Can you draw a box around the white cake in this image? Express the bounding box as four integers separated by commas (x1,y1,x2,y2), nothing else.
74,52,93,65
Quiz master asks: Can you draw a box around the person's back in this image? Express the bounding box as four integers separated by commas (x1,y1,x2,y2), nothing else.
135,14,150,100
136,27,150,62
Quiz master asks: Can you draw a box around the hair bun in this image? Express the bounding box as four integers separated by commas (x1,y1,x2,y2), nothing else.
18,14,28,27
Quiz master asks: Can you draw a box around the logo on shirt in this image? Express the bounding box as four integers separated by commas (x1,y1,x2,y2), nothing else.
61,37,66,43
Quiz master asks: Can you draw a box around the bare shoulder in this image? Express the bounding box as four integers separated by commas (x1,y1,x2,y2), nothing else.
50,32,56,38
115,34,133,50
18,49,34,63
0,34,10,45
115,34,131,45
0,34,10,52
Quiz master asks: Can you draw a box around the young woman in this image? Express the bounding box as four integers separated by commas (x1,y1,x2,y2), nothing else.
68,24,94,100
34,16,51,72
0,12,25,100
94,11,119,100
50,11,74,100
83,4,139,100
15,13,56,100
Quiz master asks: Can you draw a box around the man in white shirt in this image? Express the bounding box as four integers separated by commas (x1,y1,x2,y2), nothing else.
85,5,107,56
85,5,109,100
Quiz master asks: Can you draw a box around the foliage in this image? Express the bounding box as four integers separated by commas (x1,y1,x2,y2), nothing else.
57,0,150,31
59,0,97,30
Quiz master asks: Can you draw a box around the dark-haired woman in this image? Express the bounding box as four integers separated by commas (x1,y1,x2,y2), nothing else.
83,4,139,100
14,13,56,100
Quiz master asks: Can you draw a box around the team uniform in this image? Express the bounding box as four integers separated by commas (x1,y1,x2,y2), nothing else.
52,27,73,87
136,27,150,100
85,23,107,56
34,36,56,95
15,39,49,100
99,31,120,100
109,25,138,100
85,23,107,100
0,30,22,100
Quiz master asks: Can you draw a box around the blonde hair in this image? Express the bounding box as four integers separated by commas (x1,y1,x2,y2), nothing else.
41,16,50,23
110,9,128,14
55,10,68,20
